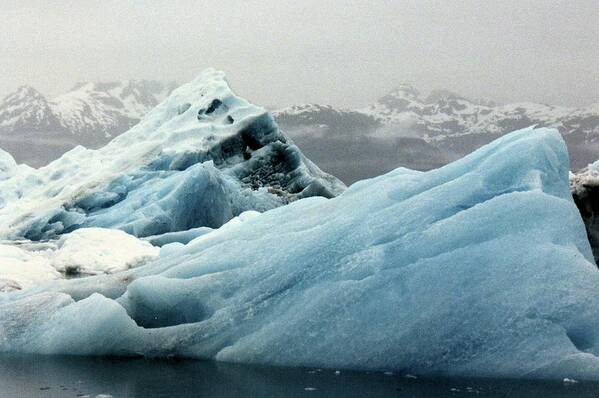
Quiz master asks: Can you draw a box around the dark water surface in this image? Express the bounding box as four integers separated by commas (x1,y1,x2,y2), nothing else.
1,354,598,398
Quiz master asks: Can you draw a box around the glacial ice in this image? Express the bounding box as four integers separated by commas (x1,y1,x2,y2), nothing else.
50,228,159,275
143,226,214,247
0,228,159,291
0,149,16,181
1,127,599,380
0,69,344,240
0,243,60,292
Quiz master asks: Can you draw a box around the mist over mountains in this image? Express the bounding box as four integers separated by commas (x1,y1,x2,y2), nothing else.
275,86,599,183
1,81,597,183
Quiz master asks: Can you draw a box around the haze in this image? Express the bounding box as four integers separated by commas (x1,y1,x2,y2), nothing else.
1,0,598,108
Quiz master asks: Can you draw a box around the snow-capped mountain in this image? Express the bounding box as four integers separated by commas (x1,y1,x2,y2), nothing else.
2,79,598,179
52,80,177,140
275,87,599,183
362,84,598,140
0,86,64,133
0,80,176,166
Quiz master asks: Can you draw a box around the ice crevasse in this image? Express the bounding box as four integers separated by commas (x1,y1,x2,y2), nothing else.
2,126,599,380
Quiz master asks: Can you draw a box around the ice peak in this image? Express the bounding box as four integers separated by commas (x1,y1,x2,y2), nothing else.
0,68,345,240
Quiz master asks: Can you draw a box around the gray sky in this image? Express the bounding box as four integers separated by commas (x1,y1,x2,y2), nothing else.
1,0,598,108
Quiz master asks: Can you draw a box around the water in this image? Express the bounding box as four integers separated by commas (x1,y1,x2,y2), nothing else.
1,354,598,398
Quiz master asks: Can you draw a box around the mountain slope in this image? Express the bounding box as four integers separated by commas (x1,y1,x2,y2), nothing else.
0,80,176,166
0,86,65,134
2,80,598,178
52,80,176,143
275,87,599,183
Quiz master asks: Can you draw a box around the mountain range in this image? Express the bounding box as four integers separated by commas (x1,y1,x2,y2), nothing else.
274,86,599,182
1,81,598,182
0,80,176,166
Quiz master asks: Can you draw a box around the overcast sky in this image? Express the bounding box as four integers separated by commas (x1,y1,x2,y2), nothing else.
1,0,598,108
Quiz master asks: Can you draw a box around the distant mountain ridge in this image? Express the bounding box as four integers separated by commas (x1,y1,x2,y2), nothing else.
0,80,176,166
276,83,599,146
1,81,598,178
361,84,599,142
274,85,599,182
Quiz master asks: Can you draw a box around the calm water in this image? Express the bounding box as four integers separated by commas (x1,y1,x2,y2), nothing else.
1,354,599,398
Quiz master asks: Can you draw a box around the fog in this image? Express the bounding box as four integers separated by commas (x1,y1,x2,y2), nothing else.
1,1,598,108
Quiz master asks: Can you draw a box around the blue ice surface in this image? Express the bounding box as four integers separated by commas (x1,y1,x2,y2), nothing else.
18,126,342,240
2,127,599,380
2,69,345,241
143,226,214,247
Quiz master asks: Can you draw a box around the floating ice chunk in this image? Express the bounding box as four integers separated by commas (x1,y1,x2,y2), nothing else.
1,128,599,381
0,228,158,290
0,69,344,241
0,242,60,291
51,228,160,275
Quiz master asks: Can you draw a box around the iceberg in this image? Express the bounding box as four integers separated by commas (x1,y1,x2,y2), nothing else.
1,127,598,380
0,69,344,240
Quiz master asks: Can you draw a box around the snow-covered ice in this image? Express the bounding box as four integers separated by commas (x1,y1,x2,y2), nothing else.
0,148,16,181
0,242,60,292
1,127,598,380
0,69,344,240
51,228,159,275
0,228,159,291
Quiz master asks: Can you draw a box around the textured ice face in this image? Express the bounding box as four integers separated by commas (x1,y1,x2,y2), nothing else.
0,69,345,240
1,127,598,380
571,161,599,263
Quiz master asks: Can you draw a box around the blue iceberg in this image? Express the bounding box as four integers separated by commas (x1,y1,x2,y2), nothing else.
1,127,599,380
0,69,344,240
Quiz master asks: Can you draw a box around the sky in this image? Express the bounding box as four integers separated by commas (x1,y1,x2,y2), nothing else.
1,0,598,108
